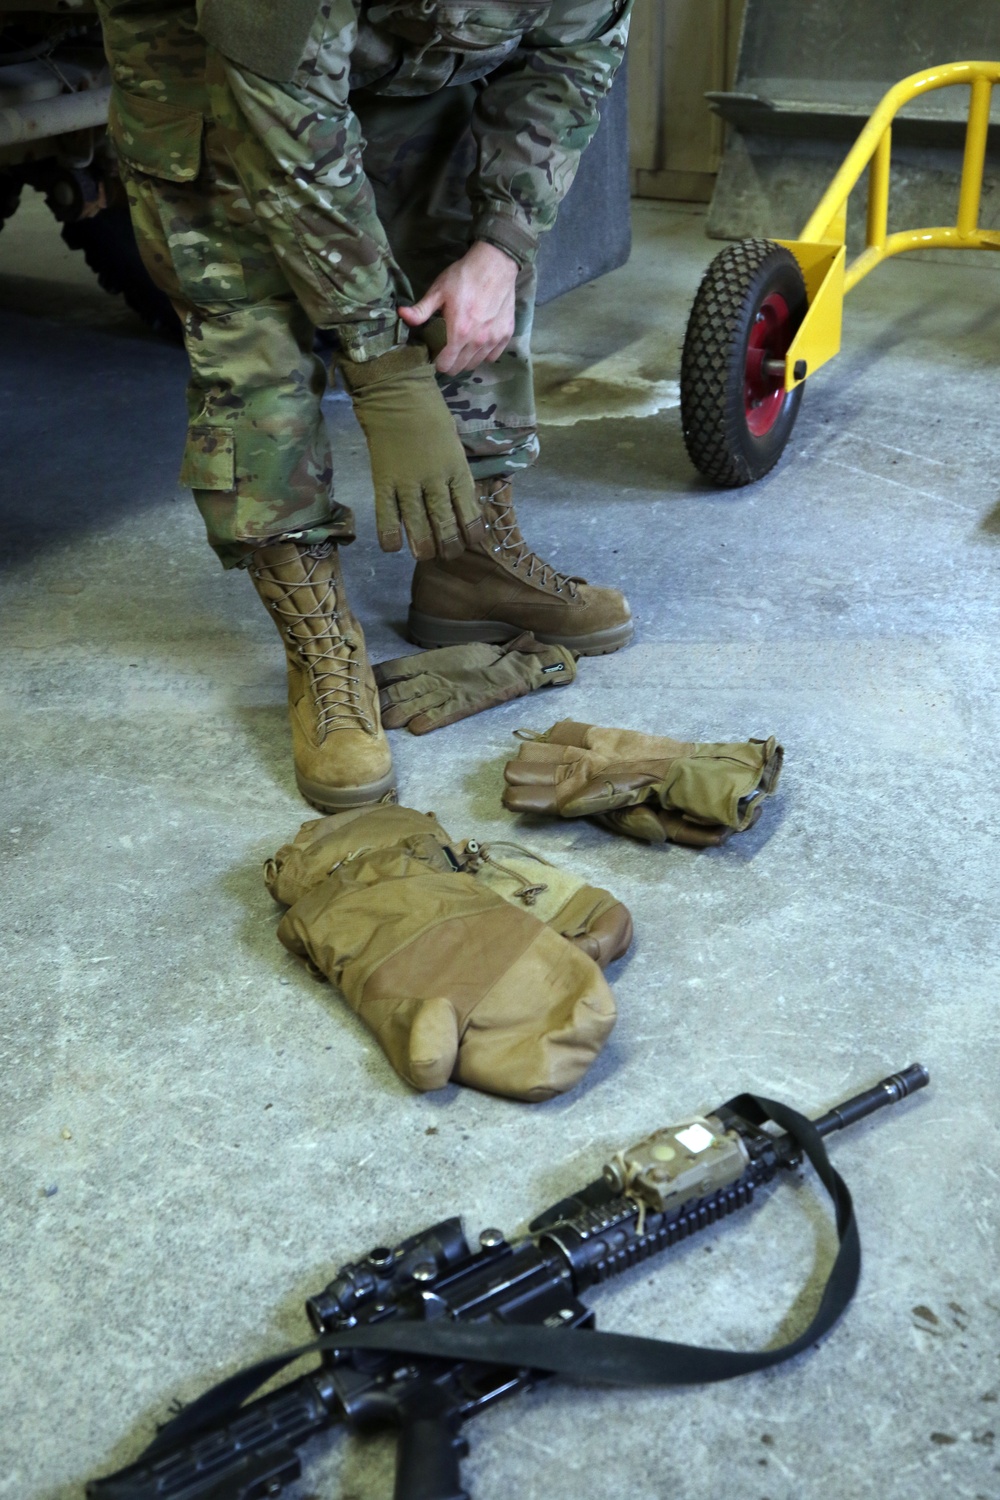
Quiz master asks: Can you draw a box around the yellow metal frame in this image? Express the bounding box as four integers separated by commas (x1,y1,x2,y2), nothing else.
775,61,1000,390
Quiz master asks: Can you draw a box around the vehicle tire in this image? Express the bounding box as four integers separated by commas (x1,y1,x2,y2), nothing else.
60,203,182,339
0,174,21,231
680,238,808,487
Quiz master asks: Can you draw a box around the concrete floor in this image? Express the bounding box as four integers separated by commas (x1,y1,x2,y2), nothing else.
2,194,999,1500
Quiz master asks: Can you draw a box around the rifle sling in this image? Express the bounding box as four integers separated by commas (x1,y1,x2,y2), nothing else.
146,1096,859,1455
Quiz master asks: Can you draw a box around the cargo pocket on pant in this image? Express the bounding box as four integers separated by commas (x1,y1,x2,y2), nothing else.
108,87,204,182
109,88,248,304
179,425,236,491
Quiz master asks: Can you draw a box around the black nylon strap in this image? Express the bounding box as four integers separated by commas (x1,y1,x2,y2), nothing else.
146,1096,860,1456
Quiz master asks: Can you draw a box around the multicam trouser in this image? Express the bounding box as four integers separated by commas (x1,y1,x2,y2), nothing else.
97,0,538,566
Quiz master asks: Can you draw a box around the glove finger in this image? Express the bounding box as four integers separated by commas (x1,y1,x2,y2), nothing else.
502,760,566,788
503,743,583,778
448,466,478,530
425,486,470,564
561,766,663,817
434,513,465,561
376,675,434,707
408,702,480,735
592,807,669,844
662,819,731,848
379,687,449,730
396,486,436,562
372,653,428,688
377,699,417,730
566,902,633,969
420,473,472,560
374,484,403,554
501,781,565,815
377,681,436,722
424,486,464,560
590,807,724,847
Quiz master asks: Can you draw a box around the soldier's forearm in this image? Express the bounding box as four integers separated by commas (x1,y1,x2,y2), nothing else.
468,3,632,258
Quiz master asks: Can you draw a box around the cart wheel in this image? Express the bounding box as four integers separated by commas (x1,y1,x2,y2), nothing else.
681,238,808,487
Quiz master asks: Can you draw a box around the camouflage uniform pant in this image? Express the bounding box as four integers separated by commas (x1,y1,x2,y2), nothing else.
97,0,538,567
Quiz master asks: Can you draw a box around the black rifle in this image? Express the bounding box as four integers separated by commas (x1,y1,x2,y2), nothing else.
88,1064,928,1500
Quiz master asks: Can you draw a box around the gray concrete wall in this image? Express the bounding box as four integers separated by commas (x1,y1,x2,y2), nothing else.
709,0,1000,243
736,0,1000,86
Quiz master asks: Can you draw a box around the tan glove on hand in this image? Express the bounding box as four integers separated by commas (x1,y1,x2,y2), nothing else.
502,720,783,846
338,344,481,561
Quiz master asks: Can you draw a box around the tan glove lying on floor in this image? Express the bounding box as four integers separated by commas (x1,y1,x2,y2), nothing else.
265,806,630,1100
502,720,783,847
373,635,576,735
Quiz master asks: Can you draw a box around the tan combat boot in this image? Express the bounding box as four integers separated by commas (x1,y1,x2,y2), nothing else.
248,539,395,811
407,477,633,656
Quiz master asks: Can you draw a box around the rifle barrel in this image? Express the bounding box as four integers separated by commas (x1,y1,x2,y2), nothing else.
811,1063,929,1138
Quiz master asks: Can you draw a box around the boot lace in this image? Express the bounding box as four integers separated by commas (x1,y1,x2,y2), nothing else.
252,542,373,738
485,484,578,597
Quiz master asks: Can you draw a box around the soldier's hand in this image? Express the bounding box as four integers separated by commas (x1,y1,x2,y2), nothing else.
399,242,518,374
338,344,481,560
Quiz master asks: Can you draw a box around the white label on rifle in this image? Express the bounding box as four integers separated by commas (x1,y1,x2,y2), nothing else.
675,1123,715,1155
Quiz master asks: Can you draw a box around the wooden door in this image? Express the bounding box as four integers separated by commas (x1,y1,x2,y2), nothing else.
630,0,746,200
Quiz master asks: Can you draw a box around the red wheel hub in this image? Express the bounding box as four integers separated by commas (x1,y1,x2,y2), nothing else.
744,292,794,437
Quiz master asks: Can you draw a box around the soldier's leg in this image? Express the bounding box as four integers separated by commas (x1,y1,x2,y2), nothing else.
353,86,538,478
205,1,411,357
353,88,632,655
96,0,394,806
98,0,345,564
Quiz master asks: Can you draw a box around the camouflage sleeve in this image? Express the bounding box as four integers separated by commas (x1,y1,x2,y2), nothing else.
468,0,632,267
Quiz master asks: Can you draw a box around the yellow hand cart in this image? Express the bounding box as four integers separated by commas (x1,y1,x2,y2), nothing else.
680,61,1000,486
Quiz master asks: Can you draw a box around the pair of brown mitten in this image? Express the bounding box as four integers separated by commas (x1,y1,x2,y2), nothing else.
265,805,631,1103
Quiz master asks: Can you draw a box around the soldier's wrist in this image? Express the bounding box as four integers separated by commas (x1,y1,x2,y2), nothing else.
470,212,538,269
469,238,521,273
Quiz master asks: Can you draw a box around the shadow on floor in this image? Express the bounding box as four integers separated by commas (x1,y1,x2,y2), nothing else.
0,309,188,566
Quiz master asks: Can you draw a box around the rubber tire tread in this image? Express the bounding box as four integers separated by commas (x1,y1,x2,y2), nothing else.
60,204,182,339
0,175,21,233
681,238,806,488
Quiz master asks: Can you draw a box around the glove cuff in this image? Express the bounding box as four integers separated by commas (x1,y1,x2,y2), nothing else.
337,342,430,392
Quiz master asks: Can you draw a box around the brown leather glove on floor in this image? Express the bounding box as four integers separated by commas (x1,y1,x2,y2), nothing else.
502,720,784,847
265,806,630,1099
338,345,481,561
373,634,576,735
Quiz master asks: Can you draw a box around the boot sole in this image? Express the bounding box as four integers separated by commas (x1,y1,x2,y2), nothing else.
295,767,398,814
407,607,634,657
